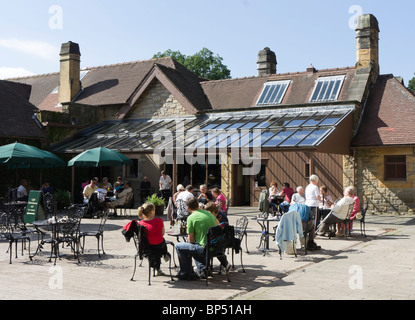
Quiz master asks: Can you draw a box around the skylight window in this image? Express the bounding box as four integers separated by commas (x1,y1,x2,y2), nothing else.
256,80,291,106
310,75,345,102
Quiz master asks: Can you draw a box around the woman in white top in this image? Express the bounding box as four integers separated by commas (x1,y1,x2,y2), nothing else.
319,186,334,210
305,174,321,229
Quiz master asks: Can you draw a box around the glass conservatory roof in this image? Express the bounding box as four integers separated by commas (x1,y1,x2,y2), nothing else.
52,106,354,154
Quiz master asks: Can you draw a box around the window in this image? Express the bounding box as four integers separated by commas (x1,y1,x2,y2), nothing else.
310,75,345,102
385,156,407,181
256,80,291,106
255,164,267,187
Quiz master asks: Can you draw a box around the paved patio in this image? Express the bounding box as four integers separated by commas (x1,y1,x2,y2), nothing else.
0,206,406,300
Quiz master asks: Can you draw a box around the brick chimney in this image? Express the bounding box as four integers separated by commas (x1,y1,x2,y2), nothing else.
355,14,380,80
257,47,277,76
58,41,81,104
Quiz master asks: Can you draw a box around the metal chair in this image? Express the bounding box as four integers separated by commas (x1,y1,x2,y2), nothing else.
130,222,174,285
359,203,369,237
80,209,109,258
228,216,248,272
0,209,31,264
204,224,232,286
57,206,83,263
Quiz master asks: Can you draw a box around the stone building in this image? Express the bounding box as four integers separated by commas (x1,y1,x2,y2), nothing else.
6,14,415,214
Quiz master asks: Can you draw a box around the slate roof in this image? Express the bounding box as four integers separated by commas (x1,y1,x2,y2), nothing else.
0,80,44,139
8,57,211,113
352,74,415,147
201,66,366,111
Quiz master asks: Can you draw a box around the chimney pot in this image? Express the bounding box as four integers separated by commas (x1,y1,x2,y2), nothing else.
257,47,277,76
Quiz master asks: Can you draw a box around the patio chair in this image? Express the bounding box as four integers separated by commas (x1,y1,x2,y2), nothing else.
0,210,31,264
227,216,248,272
57,206,83,263
130,222,174,285
114,191,135,217
80,209,109,258
359,203,369,237
339,203,355,239
204,223,233,286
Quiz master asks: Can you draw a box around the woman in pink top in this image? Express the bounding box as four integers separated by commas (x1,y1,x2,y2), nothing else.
138,203,170,276
212,188,227,213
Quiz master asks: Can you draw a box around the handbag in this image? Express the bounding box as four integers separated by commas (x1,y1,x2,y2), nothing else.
356,212,363,220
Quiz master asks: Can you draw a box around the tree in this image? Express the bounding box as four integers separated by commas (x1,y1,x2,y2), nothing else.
408,73,415,93
153,48,231,80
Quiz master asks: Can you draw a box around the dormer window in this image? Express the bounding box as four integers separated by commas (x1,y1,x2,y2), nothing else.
310,75,345,102
256,80,291,106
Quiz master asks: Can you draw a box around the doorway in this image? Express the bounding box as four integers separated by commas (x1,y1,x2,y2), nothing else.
232,164,251,206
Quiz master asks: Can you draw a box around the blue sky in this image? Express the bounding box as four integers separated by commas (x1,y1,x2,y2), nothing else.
0,0,414,84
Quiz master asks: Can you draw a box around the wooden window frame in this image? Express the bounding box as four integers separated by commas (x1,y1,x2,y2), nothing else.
384,155,407,181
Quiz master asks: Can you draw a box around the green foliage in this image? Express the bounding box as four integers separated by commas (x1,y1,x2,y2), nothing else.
55,189,70,209
153,48,231,80
408,73,415,93
145,193,165,206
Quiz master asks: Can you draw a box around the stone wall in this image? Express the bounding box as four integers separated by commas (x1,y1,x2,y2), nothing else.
127,79,190,119
344,147,415,215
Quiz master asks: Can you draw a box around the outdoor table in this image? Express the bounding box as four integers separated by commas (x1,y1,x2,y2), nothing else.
166,230,188,243
30,219,71,264
252,216,280,255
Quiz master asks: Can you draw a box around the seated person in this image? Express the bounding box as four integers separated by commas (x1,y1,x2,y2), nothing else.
173,184,185,202
205,201,228,224
102,177,113,191
290,186,306,205
289,203,321,251
108,181,133,215
317,186,355,236
212,188,227,213
17,179,28,201
94,183,108,202
176,185,195,202
175,198,231,280
268,181,280,213
278,182,294,213
319,186,334,210
196,184,213,206
138,203,170,276
340,186,361,236
83,178,98,204
114,176,124,194
41,181,54,194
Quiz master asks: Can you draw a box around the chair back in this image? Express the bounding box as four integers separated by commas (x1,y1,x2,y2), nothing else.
234,216,248,241
175,199,189,221
205,224,232,258
125,191,135,208
344,203,355,221
360,203,368,220
97,210,110,235
132,223,151,260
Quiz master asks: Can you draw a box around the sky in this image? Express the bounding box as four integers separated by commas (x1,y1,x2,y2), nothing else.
0,0,414,85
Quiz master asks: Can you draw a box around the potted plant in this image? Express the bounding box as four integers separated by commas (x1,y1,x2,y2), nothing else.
146,194,165,216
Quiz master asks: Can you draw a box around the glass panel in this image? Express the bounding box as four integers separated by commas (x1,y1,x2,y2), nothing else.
263,130,295,147
319,115,342,126
330,80,342,100
285,117,308,127
323,81,335,100
257,85,271,105
303,115,327,126
275,83,288,103
311,82,322,101
317,81,329,101
280,130,313,146
298,129,330,146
